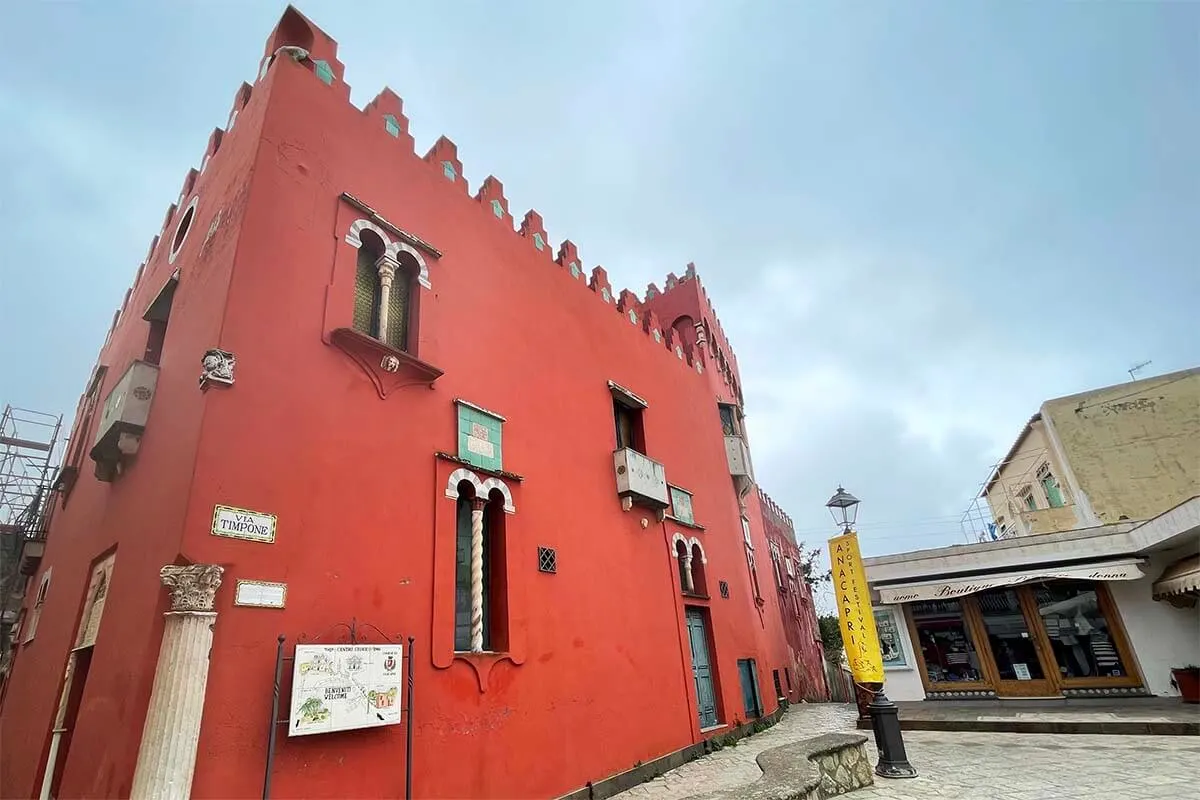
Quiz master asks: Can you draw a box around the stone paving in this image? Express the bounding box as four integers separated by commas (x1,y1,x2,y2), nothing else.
612,703,1200,800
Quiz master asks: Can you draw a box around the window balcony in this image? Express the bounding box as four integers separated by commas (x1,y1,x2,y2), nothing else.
724,434,753,480
614,447,669,512
89,360,160,482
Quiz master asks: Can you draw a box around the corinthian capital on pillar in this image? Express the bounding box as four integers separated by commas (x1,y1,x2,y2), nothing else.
375,253,399,286
160,564,224,612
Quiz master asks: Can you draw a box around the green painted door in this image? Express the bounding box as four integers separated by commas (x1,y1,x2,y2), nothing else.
686,608,718,728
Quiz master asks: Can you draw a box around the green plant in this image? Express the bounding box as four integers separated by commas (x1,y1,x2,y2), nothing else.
818,614,844,661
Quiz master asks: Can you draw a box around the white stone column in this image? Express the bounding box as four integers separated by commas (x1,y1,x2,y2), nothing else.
683,554,695,593
129,564,224,800
375,254,399,342
470,497,486,652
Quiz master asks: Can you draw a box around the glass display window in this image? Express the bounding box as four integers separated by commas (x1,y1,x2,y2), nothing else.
1034,583,1128,680
976,588,1046,681
909,600,985,684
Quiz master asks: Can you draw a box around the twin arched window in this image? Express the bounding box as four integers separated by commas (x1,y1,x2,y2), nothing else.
353,230,417,352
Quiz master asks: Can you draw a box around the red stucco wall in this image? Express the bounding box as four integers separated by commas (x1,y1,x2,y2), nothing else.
758,490,830,702
0,8,823,799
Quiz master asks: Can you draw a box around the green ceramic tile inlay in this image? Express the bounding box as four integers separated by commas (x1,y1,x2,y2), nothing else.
383,115,401,137
569,261,581,278
457,403,503,472
670,487,695,525
601,287,611,303
653,329,662,342
491,199,504,218
628,309,638,325
442,161,457,181
313,60,334,85
533,233,545,251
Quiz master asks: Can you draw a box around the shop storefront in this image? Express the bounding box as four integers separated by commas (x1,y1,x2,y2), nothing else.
900,580,1142,699
864,500,1200,702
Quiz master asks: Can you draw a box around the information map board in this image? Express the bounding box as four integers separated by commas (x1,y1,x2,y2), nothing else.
288,644,403,737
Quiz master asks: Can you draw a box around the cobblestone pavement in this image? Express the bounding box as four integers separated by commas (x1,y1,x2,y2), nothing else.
612,703,1200,800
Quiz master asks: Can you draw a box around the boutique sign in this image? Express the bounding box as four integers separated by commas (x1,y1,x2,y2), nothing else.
877,560,1145,604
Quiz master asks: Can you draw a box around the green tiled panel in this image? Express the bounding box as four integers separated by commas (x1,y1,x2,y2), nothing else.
313,60,334,85
457,403,503,472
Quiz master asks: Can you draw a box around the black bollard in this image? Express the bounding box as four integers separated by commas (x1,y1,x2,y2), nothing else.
868,688,917,779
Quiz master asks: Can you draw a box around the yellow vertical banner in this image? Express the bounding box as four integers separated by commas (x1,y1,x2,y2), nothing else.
829,531,885,683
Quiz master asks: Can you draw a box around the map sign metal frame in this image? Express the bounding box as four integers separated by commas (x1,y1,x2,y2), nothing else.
262,619,415,800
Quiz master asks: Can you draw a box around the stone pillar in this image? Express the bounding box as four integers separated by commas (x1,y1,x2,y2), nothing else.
469,498,486,652
375,254,399,341
129,564,224,800
682,554,695,593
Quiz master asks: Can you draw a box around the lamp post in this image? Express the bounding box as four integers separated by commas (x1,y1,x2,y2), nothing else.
825,488,917,780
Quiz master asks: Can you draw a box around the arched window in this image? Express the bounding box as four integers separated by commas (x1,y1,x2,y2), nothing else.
690,543,708,597
353,230,385,338
353,232,418,352
675,539,690,591
454,483,508,652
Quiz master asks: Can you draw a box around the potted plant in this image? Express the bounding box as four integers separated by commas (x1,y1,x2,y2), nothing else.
1170,665,1200,704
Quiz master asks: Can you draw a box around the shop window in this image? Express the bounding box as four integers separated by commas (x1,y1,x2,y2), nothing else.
1037,464,1065,508
910,599,984,684
1034,583,1127,679
976,588,1045,681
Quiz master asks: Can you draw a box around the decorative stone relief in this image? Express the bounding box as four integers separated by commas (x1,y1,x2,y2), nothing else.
160,564,224,612
380,355,400,373
199,349,236,389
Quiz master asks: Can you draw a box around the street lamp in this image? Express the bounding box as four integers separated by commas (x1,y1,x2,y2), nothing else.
824,487,917,780
825,486,860,532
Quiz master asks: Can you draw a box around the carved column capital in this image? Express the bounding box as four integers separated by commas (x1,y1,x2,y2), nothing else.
160,564,224,612
375,253,399,284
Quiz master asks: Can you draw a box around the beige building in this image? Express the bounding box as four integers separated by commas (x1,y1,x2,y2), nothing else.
983,368,1200,538
862,368,1199,703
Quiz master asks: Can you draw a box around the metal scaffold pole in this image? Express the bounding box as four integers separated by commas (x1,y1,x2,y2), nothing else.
0,404,64,690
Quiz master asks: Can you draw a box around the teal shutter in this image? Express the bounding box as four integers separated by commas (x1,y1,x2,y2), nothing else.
686,609,718,728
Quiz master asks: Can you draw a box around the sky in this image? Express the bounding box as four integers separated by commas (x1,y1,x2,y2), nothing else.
1,1,1197,606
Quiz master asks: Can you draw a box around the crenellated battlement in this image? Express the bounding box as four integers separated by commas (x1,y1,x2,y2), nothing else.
122,5,755,386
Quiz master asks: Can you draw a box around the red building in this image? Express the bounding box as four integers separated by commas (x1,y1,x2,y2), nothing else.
0,7,825,799
758,489,831,702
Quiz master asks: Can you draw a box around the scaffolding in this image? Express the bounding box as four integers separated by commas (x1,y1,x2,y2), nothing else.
0,405,63,669
961,443,1067,543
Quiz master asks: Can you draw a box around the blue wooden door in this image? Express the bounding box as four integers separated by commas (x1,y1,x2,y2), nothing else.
685,609,718,729
738,658,762,718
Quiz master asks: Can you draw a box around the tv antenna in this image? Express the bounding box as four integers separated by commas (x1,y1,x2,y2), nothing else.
1127,360,1152,381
